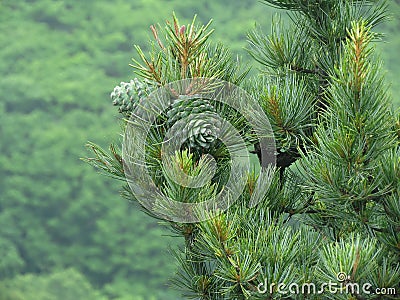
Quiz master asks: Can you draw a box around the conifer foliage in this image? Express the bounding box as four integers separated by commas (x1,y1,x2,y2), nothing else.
86,1,400,299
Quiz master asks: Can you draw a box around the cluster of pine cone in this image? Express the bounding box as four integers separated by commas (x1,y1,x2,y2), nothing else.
111,79,220,150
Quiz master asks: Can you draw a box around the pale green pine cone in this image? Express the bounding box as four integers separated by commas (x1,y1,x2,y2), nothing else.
167,95,219,150
185,115,221,149
110,78,154,114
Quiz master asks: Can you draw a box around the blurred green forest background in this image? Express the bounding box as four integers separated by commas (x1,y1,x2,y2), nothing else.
0,1,399,299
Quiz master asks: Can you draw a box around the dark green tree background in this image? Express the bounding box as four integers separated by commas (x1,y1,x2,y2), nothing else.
0,1,399,299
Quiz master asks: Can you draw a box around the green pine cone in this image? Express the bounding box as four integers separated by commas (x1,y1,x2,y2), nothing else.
110,78,153,114
167,95,215,125
185,115,221,149
167,95,219,149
